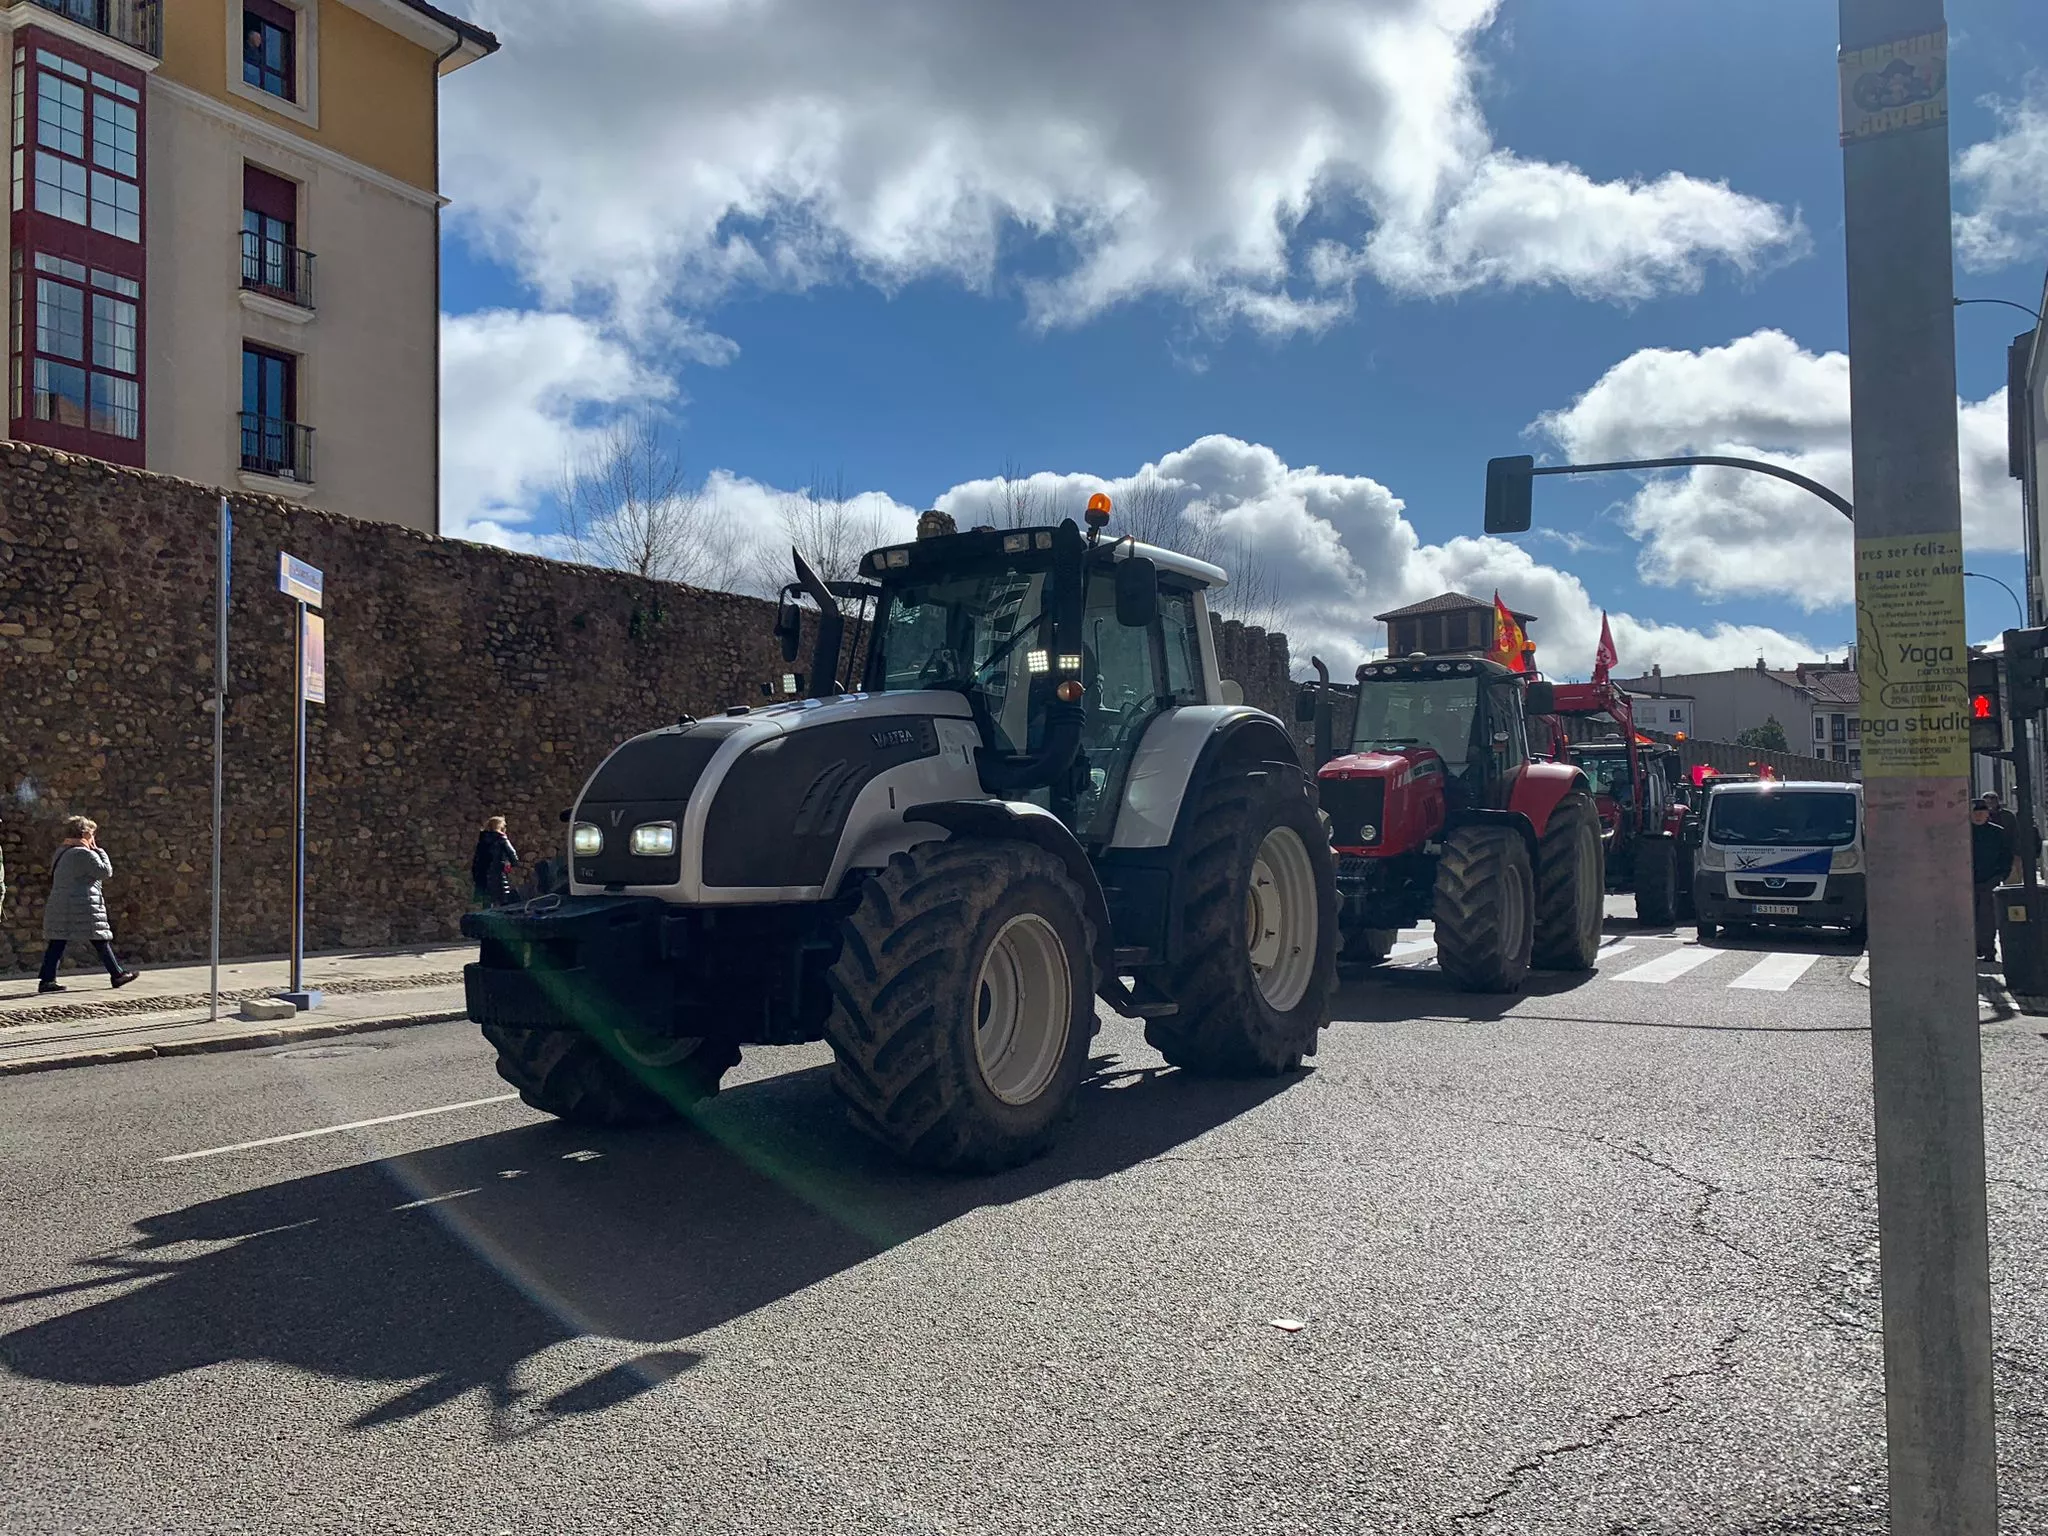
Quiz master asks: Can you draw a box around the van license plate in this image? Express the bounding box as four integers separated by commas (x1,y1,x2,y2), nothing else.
1751,903,1800,916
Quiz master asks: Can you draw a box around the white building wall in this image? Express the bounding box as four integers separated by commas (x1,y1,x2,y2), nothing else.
143,79,438,532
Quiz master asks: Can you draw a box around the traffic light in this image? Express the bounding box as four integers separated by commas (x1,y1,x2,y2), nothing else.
2007,627,2048,718
1485,456,1535,534
1968,655,2004,753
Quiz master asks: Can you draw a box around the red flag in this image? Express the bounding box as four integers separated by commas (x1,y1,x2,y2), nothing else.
1489,592,1528,672
1592,612,1618,684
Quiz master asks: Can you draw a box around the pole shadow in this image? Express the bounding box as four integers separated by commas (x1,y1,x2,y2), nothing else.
0,1053,1294,1436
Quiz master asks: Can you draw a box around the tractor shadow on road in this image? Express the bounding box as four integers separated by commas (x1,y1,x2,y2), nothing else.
0,1053,1293,1436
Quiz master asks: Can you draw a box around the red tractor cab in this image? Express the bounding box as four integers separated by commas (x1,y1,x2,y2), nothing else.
1300,655,1606,992
1538,682,1683,924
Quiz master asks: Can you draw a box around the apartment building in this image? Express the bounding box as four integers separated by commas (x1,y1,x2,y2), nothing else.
1619,658,1863,772
4,0,496,532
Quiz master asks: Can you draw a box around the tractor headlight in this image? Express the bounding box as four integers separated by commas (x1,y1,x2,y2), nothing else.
630,821,677,857
572,822,604,856
1360,824,1378,842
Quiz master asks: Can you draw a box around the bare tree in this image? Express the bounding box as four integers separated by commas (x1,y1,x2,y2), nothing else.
1112,471,1191,551
756,469,892,591
987,458,1074,529
1208,532,1293,634
555,417,722,587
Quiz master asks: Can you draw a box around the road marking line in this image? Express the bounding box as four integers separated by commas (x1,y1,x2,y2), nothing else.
160,1093,522,1164
1850,955,1870,988
1391,940,1436,958
1609,947,1721,985
1729,951,1822,991
1597,945,1636,966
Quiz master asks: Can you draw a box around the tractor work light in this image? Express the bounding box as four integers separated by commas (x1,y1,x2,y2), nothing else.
630,822,678,858
1003,533,1030,553
1028,649,1050,674
1360,825,1378,841
572,823,604,856
884,548,910,568
1060,653,1083,672
1035,532,1053,549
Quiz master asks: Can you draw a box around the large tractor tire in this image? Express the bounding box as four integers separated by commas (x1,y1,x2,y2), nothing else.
825,839,1097,1173
1146,768,1336,1076
1633,835,1678,925
1532,791,1605,971
482,1021,740,1127
1433,825,1535,993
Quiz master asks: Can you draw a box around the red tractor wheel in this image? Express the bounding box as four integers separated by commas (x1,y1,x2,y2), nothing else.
1532,790,1604,971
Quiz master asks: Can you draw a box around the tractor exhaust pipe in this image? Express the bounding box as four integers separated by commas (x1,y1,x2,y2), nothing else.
1311,655,1334,766
791,547,843,699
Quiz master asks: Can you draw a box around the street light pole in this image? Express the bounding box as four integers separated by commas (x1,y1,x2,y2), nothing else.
1839,4,1998,1532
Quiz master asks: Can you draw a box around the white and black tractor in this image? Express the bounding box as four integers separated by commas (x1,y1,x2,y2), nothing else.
462,500,1337,1172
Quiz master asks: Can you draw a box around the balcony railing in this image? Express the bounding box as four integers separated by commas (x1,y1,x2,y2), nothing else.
239,413,315,484
240,231,316,311
25,0,162,57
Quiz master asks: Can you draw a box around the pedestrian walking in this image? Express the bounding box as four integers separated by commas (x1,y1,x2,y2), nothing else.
1982,793,2022,882
1970,801,2014,963
38,816,137,993
470,816,519,908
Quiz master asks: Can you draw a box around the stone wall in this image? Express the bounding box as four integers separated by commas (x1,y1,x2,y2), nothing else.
0,445,1304,972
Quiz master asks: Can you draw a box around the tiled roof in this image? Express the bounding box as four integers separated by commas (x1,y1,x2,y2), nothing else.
1801,671,1861,705
1375,591,1539,623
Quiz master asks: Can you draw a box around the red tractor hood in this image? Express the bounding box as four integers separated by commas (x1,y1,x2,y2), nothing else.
1318,746,1442,780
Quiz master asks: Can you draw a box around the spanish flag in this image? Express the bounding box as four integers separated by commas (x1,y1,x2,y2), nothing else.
1489,591,1529,673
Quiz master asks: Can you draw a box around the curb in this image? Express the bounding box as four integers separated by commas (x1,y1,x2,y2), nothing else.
0,1006,471,1077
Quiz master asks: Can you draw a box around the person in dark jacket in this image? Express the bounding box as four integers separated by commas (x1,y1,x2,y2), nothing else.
1970,802,2015,963
471,817,519,908
39,815,137,993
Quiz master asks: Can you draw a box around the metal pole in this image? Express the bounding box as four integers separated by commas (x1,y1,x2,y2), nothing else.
290,598,306,1001
1839,4,1998,1531
210,499,229,1023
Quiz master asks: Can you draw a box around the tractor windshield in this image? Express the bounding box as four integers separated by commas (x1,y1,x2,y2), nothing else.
1351,678,1481,770
1575,749,1634,801
872,565,1053,754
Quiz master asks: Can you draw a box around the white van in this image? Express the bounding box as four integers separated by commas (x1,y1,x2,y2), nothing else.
1691,779,1865,940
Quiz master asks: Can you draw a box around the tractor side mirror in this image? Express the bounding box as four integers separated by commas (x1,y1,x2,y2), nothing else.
774,589,802,662
1115,556,1160,628
1523,679,1555,715
1485,455,1535,534
1294,686,1318,724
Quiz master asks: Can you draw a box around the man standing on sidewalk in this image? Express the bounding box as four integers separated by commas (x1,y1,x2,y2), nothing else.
1970,801,2014,963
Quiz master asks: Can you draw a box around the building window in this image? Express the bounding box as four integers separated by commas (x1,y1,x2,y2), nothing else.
23,50,139,241
241,343,309,479
1847,717,1860,740
243,1,296,101
21,255,138,439
1849,748,1862,768
1669,708,1683,723
241,163,311,305
1815,717,1827,741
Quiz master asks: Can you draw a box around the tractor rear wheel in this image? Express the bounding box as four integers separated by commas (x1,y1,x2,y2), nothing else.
1146,767,1336,1075
1533,791,1604,971
825,839,1097,1172
482,1022,740,1127
1633,835,1678,925
1432,825,1534,992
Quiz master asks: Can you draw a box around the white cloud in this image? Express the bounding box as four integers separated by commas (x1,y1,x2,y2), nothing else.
443,0,1800,333
931,434,1829,678
1956,83,2048,271
439,309,670,542
1534,330,2021,610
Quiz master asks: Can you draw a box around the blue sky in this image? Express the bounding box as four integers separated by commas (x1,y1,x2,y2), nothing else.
433,0,2046,678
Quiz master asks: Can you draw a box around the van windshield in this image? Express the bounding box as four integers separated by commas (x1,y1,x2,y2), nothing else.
1706,790,1858,847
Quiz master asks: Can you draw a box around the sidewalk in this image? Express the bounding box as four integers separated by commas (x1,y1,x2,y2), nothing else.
0,944,473,1075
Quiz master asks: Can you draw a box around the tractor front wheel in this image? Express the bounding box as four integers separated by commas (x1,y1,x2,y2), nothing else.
482,1022,740,1127
1533,791,1605,971
1633,835,1678,925
1432,825,1535,992
825,839,1097,1172
1147,767,1336,1075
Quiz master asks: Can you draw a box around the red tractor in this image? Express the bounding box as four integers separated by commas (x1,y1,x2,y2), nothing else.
1299,656,1605,992
1538,682,1683,924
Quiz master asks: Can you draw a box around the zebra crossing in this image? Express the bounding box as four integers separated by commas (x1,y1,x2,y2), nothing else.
1377,926,1857,992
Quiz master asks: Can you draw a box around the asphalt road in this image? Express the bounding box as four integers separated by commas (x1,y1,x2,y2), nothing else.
2,899,2043,1535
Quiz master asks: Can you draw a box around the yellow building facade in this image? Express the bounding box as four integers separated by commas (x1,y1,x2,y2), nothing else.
4,0,496,531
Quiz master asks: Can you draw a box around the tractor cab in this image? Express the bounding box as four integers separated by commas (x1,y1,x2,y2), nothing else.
831,517,1229,848
1333,656,1541,819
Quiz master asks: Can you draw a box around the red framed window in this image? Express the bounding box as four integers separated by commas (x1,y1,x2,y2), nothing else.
8,30,146,463
243,0,296,102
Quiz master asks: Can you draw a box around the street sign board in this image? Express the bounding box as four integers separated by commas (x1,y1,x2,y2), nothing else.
302,611,326,705
278,552,323,608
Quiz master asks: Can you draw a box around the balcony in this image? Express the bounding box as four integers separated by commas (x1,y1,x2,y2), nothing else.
21,0,162,58
240,231,316,312
239,413,315,486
